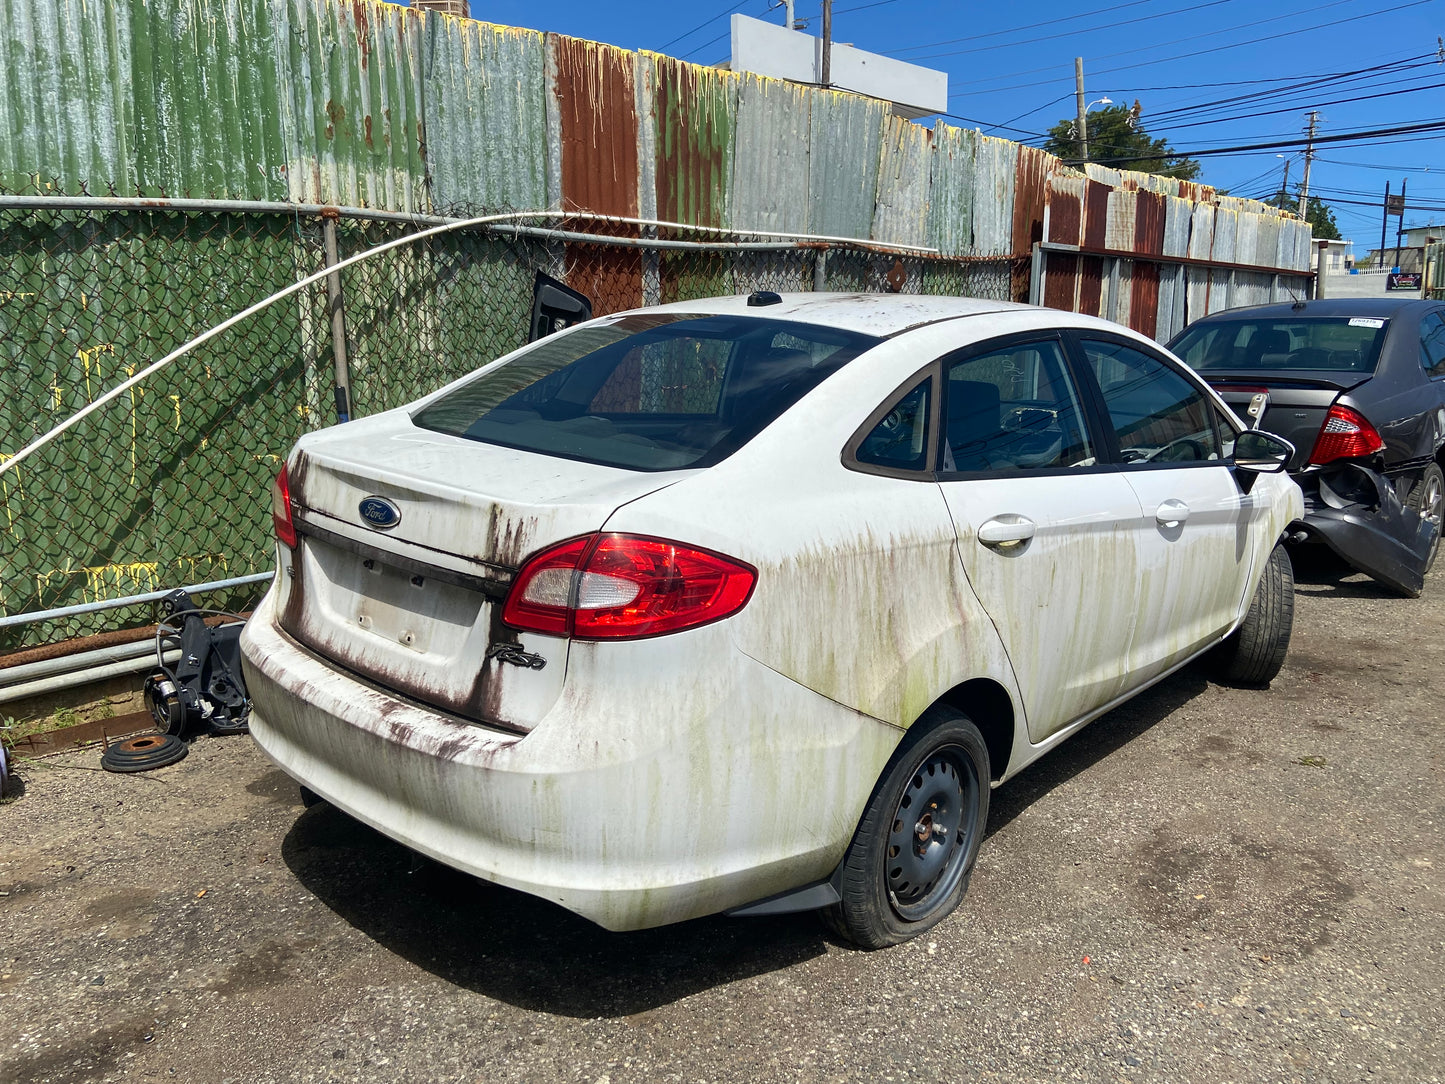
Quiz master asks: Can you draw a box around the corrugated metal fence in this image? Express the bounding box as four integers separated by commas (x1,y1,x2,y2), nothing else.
0,0,1312,649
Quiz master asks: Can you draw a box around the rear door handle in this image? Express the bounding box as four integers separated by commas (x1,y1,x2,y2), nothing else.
1155,499,1190,528
978,514,1037,548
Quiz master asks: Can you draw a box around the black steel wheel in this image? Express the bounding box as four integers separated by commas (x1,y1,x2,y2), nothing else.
823,706,989,948
1407,462,1444,572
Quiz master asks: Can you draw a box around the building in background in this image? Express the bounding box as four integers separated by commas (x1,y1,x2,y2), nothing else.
724,13,947,119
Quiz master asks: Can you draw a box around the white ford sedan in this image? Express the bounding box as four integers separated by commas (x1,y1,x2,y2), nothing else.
240,293,1303,947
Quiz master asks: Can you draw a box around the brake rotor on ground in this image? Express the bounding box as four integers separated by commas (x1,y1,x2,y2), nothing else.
100,732,189,773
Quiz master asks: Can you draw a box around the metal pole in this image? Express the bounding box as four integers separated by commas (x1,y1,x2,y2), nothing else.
1381,183,1391,267
821,0,832,86
1279,158,1290,209
784,0,794,29
1394,177,1407,271
321,211,352,423
1075,58,1089,162
1315,240,1328,299
813,246,828,291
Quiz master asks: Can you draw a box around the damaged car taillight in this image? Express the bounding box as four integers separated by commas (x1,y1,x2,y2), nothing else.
271,464,298,548
1308,404,1385,466
503,533,756,640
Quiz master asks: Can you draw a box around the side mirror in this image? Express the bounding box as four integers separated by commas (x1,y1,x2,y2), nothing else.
1233,430,1294,474
528,273,592,342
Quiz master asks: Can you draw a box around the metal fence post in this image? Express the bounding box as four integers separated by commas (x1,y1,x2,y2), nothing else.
813,246,828,291
1029,242,1043,306
320,209,353,422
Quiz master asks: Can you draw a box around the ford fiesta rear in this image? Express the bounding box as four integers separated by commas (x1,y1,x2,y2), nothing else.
239,310,892,930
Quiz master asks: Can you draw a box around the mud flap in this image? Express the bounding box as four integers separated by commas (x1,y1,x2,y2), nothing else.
1303,463,1437,597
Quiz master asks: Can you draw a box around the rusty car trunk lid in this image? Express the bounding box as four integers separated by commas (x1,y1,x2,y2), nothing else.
278,415,688,730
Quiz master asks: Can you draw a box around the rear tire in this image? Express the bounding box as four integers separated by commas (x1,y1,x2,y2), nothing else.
1405,462,1443,572
822,706,990,949
1212,543,1294,687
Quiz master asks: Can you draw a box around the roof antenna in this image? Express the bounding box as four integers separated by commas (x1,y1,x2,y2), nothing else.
1288,285,1306,311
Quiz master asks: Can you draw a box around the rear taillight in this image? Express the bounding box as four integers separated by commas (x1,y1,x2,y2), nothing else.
271,464,297,548
502,533,756,640
1308,404,1385,466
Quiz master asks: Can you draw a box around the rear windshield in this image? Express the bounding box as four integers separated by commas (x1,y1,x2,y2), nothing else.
411,313,880,471
1169,317,1388,374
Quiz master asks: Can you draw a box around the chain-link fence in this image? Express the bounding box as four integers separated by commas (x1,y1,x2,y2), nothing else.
0,196,1020,651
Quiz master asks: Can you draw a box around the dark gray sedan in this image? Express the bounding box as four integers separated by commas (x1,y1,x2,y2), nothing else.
1168,298,1445,596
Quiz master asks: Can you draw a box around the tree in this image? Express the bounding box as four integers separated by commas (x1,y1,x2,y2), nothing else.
1043,103,1201,181
1261,191,1342,240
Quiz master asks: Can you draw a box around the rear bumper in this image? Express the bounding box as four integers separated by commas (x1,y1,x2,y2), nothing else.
1295,463,1436,596
239,589,900,931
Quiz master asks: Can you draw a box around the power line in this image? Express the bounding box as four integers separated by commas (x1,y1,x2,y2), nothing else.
904,0,1242,62
947,0,1433,97
890,0,1172,56
1074,118,1445,165
659,0,756,52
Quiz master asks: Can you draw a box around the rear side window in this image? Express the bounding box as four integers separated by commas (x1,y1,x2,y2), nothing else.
856,379,932,472
1421,312,1445,379
412,315,879,471
1082,339,1221,464
942,339,1095,472
1170,317,1388,373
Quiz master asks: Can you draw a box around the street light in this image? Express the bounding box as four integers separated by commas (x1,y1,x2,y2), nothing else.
1085,97,1113,112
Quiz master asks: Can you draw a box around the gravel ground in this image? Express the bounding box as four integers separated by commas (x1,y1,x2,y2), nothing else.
3,555,1443,1084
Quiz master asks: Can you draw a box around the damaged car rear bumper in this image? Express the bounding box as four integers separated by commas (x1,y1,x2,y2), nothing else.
1294,462,1437,597
239,589,900,932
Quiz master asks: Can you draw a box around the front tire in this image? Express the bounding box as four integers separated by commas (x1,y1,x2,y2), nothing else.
823,707,990,948
1212,543,1294,686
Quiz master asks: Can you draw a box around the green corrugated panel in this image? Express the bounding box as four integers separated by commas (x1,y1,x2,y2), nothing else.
0,0,134,194
425,19,548,214
972,135,1017,258
278,0,427,211
649,54,737,229
927,122,975,258
808,88,885,240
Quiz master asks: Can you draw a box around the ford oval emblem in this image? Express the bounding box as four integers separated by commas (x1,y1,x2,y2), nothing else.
358,496,401,530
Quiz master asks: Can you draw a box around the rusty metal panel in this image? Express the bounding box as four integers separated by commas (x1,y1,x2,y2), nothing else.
927,122,975,258
730,72,810,235
972,136,1017,258
1186,202,1215,321
552,35,639,218
278,0,428,211
872,116,931,249
424,20,548,213
649,55,737,229
1012,144,1051,256
1044,174,1084,245
1043,252,1079,311
810,89,886,240
1128,190,1165,337
1083,180,1110,250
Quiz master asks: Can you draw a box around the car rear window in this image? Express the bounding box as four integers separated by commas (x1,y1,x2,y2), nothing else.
1169,317,1388,374
411,314,880,471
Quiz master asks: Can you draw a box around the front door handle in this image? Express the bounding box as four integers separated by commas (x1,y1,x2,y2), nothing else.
1155,499,1190,529
978,514,1037,548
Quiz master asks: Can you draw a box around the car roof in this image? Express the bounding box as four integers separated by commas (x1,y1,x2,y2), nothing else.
1185,297,1440,323
619,292,1121,338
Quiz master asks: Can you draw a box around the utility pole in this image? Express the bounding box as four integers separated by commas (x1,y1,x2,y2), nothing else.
1298,110,1319,225
783,0,795,30
1075,58,1089,161
820,0,832,87
1280,158,1291,208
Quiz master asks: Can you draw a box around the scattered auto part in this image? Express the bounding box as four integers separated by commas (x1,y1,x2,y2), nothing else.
100,733,189,773
143,590,250,737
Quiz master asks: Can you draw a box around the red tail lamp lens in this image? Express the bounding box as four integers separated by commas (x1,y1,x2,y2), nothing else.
271,464,297,548
1308,404,1384,466
502,534,756,640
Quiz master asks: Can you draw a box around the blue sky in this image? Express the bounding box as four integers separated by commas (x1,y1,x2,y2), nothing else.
393,1,1445,242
